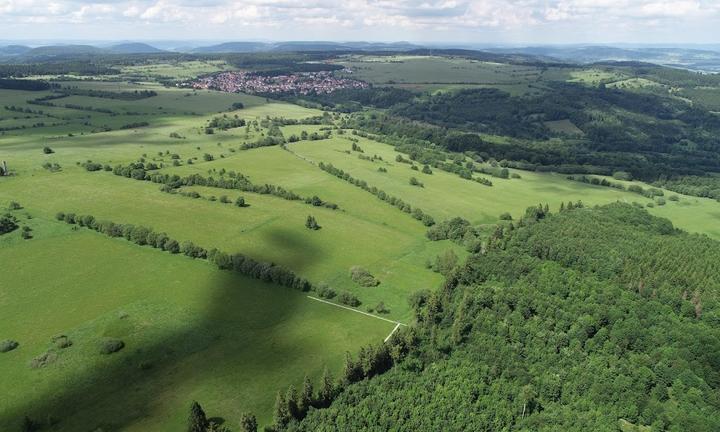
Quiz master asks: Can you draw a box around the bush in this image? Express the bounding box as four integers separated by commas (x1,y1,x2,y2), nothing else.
0,339,19,353
305,215,321,230
30,351,58,368
0,214,18,235
317,283,337,299
53,335,72,349
613,171,632,181
669,195,680,202
8,201,22,210
499,212,513,220
42,146,54,154
235,196,247,207
338,291,361,307
99,338,125,354
350,266,380,287
375,302,389,314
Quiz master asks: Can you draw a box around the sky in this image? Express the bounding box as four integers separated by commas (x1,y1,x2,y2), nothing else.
0,0,718,45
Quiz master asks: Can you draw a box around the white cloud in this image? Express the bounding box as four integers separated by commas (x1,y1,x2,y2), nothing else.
0,0,718,41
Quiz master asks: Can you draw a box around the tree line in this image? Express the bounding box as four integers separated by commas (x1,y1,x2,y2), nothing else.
56,211,312,292
107,162,339,210
318,162,435,226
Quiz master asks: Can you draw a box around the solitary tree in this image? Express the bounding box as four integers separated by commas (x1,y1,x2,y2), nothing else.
235,196,247,207
305,215,320,230
188,401,208,432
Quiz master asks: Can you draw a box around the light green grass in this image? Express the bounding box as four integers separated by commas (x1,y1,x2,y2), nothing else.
0,216,393,431
285,133,720,238
335,55,550,87
120,60,233,79
544,119,584,135
568,69,629,85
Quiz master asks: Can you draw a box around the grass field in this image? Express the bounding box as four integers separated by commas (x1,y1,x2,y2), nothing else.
120,60,233,79
282,132,720,238
544,119,584,135
0,213,393,431
334,55,563,95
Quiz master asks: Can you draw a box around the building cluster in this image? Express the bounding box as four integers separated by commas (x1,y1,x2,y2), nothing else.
189,71,368,95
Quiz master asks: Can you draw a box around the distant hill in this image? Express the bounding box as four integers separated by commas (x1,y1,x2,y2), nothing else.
192,42,269,53
0,45,31,56
191,41,424,53
108,43,164,54
487,45,720,72
25,44,106,58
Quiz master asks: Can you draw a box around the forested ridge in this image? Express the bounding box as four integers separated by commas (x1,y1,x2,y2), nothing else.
287,203,720,431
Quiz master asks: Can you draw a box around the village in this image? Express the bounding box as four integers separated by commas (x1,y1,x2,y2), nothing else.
188,70,368,95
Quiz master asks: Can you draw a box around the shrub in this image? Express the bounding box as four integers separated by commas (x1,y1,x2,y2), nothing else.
219,195,230,204
375,302,389,314
499,212,513,221
409,177,423,187
53,335,72,349
29,351,58,368
0,339,19,353
235,196,247,207
99,338,125,354
656,197,666,206
669,195,680,202
42,146,54,154
350,266,380,287
305,215,321,230
0,214,19,235
164,239,180,253
613,171,632,181
8,201,22,210
317,283,337,299
338,291,361,307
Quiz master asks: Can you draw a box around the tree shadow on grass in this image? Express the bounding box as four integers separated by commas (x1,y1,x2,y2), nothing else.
0,226,326,431
260,227,327,272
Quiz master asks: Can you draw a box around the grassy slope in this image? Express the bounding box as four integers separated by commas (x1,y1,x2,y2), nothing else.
0,215,393,431
285,133,720,238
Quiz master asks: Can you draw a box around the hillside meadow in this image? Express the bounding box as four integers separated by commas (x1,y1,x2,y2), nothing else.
0,213,394,431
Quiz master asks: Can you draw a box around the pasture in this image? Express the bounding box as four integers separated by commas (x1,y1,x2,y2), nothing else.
0,214,394,431
334,55,562,94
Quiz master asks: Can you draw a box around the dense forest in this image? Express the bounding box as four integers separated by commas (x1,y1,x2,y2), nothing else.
385,84,720,179
285,204,720,431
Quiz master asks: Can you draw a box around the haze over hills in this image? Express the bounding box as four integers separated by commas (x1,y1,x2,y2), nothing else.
1,40,719,72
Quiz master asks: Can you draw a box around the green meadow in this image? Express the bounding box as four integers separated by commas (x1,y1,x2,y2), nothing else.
0,215,393,431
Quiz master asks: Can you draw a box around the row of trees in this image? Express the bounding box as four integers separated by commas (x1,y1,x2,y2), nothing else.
108,163,339,210
56,212,312,292
318,162,435,226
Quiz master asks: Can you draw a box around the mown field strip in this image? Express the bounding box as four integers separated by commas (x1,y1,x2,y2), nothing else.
307,295,407,327
383,322,402,343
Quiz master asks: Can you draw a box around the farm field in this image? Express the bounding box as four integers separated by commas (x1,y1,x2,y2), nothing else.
0,213,393,431
334,55,564,94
